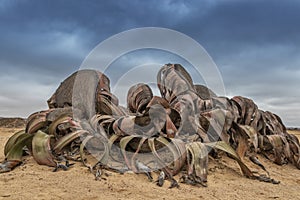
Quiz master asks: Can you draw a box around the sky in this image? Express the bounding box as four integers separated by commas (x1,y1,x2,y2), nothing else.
0,0,299,127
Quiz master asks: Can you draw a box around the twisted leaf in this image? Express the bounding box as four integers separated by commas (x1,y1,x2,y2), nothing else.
4,130,26,156
148,137,186,176
32,131,56,167
80,135,109,169
1,132,33,173
239,125,258,152
186,142,208,183
26,110,50,134
53,130,89,154
205,141,253,178
48,114,72,136
120,135,144,171
156,137,186,175
127,83,153,114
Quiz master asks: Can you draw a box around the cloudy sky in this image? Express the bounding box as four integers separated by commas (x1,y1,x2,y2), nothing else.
0,0,299,127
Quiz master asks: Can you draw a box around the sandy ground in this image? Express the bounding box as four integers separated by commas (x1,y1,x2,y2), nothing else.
0,127,300,200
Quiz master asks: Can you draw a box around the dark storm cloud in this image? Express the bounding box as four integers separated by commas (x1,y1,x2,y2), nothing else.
176,0,300,50
0,0,299,126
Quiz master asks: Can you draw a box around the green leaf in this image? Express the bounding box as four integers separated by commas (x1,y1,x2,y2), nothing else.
32,130,56,167
6,133,33,161
4,130,26,156
1,132,33,173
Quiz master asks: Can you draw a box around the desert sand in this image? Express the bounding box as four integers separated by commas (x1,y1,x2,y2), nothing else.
0,127,300,200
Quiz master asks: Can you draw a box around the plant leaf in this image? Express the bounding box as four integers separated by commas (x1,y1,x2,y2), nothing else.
48,114,72,136
4,130,26,156
1,132,33,173
205,141,253,178
53,130,88,153
32,130,56,167
186,142,208,182
80,134,111,169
